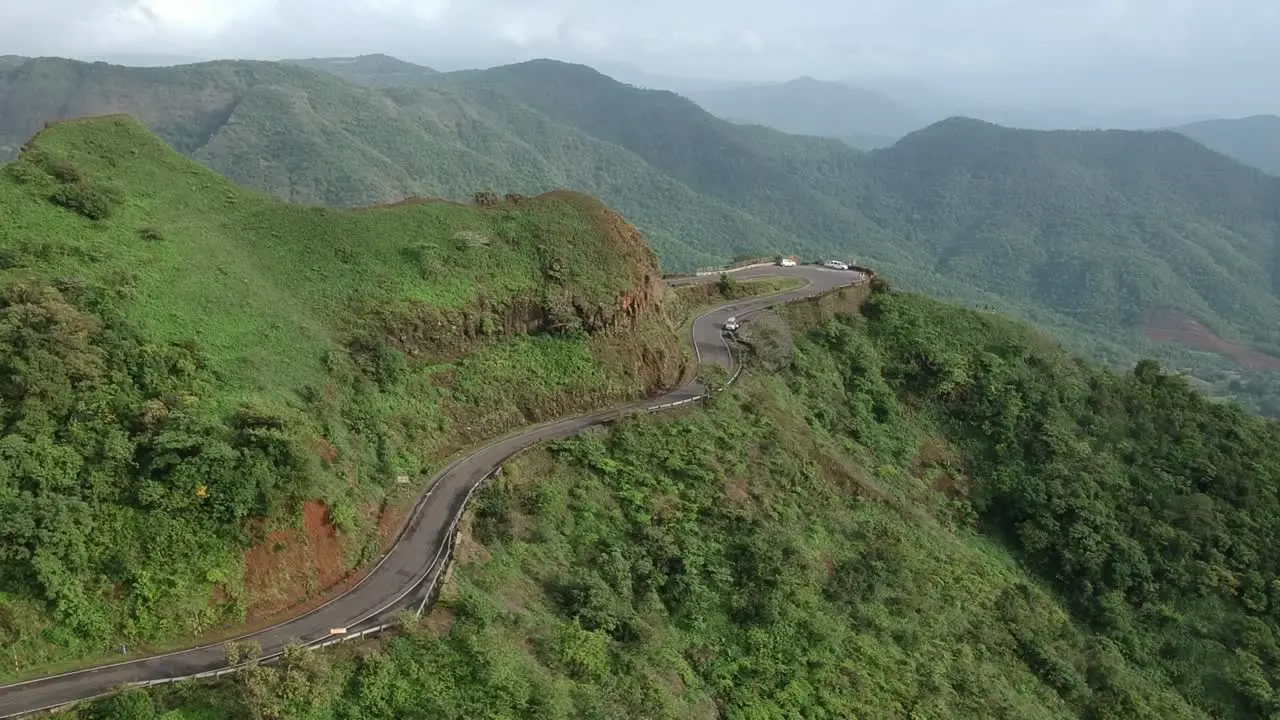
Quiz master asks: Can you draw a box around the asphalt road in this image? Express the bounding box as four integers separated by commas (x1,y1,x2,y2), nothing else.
0,264,863,718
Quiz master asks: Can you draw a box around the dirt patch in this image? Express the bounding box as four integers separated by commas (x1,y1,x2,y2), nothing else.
910,438,970,498
314,437,339,464
241,500,350,623
452,513,492,568
1146,309,1280,372
375,502,408,546
420,606,456,638
724,477,752,506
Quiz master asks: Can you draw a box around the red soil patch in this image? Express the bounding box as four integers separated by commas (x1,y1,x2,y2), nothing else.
314,437,339,464
376,503,407,545
1146,310,1280,372
241,500,348,623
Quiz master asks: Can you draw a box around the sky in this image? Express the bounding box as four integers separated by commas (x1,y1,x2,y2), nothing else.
3,0,1278,118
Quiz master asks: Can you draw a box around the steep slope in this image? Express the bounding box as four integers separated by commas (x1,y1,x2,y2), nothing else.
1174,115,1280,176
284,53,439,87
0,116,686,676
688,76,926,149
85,286,1280,719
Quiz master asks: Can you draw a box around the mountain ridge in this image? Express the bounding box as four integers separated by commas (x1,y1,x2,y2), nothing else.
5,54,1280,403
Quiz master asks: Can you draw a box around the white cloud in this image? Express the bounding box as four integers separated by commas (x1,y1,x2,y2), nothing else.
0,0,1276,115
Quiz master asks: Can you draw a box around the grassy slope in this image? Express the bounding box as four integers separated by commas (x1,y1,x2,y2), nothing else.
100,285,1280,719
1174,115,1280,177
0,116,686,674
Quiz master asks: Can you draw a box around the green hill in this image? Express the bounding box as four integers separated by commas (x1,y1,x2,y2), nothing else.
1174,115,1280,177
0,116,688,674
84,285,1280,719
687,76,924,149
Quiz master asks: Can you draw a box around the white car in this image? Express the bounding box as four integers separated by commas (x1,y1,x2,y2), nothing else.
778,257,797,267
723,316,741,332
822,260,850,271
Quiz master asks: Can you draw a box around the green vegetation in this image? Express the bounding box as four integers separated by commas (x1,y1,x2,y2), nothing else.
0,116,685,675
89,285,1280,719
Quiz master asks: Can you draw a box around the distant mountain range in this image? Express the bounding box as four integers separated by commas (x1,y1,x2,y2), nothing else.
4,53,1280,390
684,77,925,150
285,54,440,87
676,75,1280,180
1172,115,1280,177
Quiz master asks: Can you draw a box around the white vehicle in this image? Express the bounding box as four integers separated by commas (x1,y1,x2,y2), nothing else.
723,316,741,332
822,260,850,271
778,257,797,267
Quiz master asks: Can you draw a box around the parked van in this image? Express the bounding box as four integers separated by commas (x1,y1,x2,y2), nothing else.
822,260,849,270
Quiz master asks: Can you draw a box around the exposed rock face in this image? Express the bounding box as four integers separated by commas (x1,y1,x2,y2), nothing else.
371,191,672,363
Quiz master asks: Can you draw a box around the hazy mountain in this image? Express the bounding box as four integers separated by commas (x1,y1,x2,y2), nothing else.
1173,115,1280,177
687,76,929,149
285,53,440,87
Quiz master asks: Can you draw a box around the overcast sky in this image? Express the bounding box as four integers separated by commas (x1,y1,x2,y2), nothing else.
3,0,1278,117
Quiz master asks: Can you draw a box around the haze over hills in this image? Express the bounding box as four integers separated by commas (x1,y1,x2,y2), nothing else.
685,76,927,150
1173,115,1280,177
4,54,1280,401
284,53,440,87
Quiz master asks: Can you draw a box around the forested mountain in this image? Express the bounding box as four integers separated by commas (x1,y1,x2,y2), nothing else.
862,117,1280,360
5,54,1280,406
686,76,926,149
284,54,440,87
1174,115,1280,177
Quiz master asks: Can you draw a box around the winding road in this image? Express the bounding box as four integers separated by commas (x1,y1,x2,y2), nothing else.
0,265,865,718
